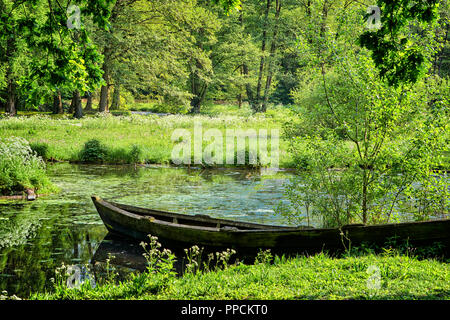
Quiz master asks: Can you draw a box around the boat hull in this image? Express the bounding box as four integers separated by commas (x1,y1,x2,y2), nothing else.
92,196,450,252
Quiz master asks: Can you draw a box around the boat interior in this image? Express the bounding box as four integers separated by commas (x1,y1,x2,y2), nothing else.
110,201,308,231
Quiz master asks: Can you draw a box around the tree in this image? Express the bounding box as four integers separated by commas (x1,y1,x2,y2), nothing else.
431,0,450,77
281,0,449,227
184,1,261,113
0,0,114,116
238,0,296,112
92,0,242,114
359,0,441,86
0,0,22,115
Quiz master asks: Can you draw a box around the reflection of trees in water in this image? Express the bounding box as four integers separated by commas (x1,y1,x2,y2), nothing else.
0,201,106,297
0,203,46,248
50,163,286,188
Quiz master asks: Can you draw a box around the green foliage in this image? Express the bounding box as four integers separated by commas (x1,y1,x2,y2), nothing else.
2,0,449,115
285,1,449,227
0,0,115,109
140,235,177,278
278,137,361,227
199,103,253,117
213,0,242,13
29,142,49,161
78,137,146,165
128,145,143,164
0,137,55,195
79,139,108,163
359,0,441,86
288,70,449,226
255,249,273,265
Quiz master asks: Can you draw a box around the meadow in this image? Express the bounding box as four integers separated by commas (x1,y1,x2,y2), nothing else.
0,105,294,168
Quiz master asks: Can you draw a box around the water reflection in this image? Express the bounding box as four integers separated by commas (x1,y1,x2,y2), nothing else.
91,233,297,279
92,234,147,272
0,164,292,297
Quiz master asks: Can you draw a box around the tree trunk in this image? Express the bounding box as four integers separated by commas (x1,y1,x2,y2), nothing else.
239,10,256,111
68,96,75,114
189,56,208,113
72,91,83,119
238,65,243,108
5,78,16,116
362,169,368,224
190,97,201,114
99,49,111,113
243,64,256,110
4,20,17,116
320,1,329,41
110,84,121,110
262,0,282,112
189,83,208,114
84,92,93,112
99,85,109,112
255,0,272,112
53,91,63,114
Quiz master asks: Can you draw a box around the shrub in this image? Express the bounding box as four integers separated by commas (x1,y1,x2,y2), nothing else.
0,137,56,195
30,142,50,161
128,145,143,164
79,139,108,163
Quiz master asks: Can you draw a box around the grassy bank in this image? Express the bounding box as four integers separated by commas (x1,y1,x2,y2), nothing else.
0,137,57,196
0,109,294,168
1,104,448,169
31,252,450,300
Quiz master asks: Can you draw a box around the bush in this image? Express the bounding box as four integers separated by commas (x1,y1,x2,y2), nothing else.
79,139,108,163
30,142,50,161
128,145,143,164
0,137,56,195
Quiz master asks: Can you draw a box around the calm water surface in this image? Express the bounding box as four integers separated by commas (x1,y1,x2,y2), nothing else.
0,164,293,297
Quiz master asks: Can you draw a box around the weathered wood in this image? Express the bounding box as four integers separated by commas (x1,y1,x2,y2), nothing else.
0,189,43,201
25,189,36,201
92,196,450,251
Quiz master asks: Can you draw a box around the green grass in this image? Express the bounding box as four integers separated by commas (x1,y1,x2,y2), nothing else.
0,110,294,168
31,252,450,300
128,101,254,117
200,103,254,117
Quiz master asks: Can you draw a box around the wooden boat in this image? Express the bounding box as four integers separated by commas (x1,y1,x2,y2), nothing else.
92,196,450,252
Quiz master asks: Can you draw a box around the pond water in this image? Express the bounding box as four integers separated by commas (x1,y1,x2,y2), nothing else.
0,164,293,297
